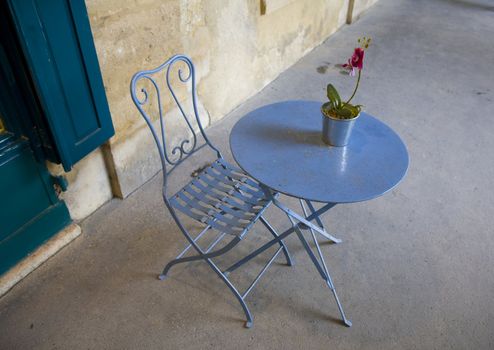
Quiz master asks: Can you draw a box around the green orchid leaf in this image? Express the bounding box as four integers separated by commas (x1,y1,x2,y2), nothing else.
335,108,352,118
352,104,363,113
341,103,362,118
326,84,341,109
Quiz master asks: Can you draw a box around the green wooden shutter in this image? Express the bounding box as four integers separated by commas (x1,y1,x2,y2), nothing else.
8,0,114,171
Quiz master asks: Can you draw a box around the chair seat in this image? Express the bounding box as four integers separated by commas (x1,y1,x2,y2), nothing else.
169,158,270,238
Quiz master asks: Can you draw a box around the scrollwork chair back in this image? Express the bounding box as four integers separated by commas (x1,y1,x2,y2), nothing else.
130,55,222,195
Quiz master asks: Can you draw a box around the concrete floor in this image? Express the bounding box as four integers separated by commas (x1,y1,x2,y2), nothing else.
1,0,494,348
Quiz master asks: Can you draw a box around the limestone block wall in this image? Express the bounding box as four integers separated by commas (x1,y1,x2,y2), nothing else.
56,0,378,221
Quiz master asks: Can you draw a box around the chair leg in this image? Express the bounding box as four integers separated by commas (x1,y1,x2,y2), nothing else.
259,216,293,266
158,235,253,327
159,236,240,279
205,258,254,328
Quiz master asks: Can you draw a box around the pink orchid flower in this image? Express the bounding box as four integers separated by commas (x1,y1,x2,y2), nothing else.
342,47,365,76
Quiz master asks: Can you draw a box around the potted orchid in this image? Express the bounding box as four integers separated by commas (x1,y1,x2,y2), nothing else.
321,37,371,146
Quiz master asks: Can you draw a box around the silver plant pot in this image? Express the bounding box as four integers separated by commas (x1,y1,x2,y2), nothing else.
321,108,360,147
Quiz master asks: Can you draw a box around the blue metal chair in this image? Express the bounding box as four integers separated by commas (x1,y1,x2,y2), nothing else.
130,55,292,328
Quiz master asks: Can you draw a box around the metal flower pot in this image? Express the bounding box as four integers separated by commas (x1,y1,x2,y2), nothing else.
321,106,360,147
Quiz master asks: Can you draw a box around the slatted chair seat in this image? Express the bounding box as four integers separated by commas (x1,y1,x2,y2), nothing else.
170,159,269,238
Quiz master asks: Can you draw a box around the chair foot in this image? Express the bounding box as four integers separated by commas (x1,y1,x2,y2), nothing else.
158,274,167,281
343,319,352,327
244,320,253,328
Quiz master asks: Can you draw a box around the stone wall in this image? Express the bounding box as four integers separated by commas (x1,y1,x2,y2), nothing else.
57,0,378,221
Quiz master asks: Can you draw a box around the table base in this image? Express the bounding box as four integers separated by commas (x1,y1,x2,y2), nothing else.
223,190,352,327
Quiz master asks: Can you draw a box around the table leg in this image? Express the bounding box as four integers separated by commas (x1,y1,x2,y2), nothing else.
288,212,352,327
299,199,342,244
221,196,352,326
223,200,337,275
272,198,342,244
224,199,339,274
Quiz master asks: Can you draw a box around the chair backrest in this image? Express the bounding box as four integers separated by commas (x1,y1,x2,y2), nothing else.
130,55,222,195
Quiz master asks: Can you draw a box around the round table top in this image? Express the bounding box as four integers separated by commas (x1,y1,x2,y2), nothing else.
230,100,409,204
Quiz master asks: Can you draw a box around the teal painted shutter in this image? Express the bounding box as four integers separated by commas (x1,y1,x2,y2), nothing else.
8,0,114,171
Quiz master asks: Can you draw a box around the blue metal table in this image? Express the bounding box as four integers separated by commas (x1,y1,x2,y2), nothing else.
228,100,409,326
